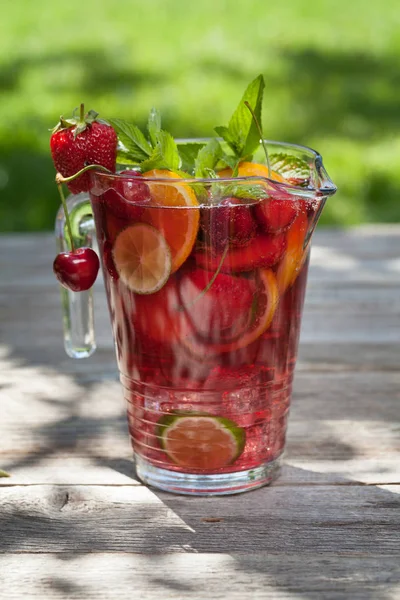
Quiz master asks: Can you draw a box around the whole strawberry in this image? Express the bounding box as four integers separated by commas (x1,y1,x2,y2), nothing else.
50,104,117,194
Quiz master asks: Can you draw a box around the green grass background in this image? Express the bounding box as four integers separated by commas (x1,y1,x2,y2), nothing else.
1,0,399,231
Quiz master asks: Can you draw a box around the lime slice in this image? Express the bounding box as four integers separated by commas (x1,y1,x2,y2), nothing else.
112,223,172,294
157,413,245,470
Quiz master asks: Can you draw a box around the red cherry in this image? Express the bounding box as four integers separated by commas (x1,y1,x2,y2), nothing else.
102,170,150,221
53,247,100,292
255,193,298,232
201,197,256,250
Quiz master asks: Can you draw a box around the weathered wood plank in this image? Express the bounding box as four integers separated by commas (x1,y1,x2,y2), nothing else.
0,484,399,554
0,552,399,600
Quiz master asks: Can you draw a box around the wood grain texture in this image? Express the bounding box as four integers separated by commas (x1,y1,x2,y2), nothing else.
1,553,399,600
0,484,399,554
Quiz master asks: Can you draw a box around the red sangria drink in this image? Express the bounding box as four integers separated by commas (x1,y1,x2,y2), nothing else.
88,161,329,494
52,76,336,494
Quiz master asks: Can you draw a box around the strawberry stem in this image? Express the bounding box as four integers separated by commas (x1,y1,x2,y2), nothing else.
244,101,270,178
57,183,75,252
80,103,85,123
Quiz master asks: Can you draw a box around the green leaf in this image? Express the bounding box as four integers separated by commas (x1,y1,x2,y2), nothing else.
216,154,238,171
269,153,310,185
147,108,161,147
220,182,268,201
0,469,10,478
140,130,181,172
215,74,265,160
214,125,238,153
177,141,207,173
195,138,222,178
109,119,152,162
116,147,140,166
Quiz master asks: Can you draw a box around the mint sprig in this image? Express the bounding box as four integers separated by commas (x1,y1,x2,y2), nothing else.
140,130,181,172
110,119,152,163
215,74,265,163
195,139,222,178
178,141,206,173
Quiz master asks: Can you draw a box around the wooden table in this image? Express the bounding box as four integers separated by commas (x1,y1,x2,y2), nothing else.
1,228,399,599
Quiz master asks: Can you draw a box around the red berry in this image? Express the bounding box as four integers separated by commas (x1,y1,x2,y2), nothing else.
201,197,256,250
178,268,253,337
195,233,286,273
50,110,117,194
102,171,150,220
53,247,100,292
254,193,298,232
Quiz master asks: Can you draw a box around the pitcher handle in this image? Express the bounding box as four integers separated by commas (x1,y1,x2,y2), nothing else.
54,192,97,359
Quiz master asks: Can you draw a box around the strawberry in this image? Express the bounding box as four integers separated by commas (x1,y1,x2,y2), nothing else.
178,268,254,338
201,197,257,250
50,104,117,194
254,192,298,232
195,233,286,273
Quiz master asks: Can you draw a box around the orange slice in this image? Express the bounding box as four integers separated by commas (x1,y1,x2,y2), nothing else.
180,269,279,355
218,161,285,182
112,223,171,294
277,212,309,293
141,169,199,272
157,413,245,470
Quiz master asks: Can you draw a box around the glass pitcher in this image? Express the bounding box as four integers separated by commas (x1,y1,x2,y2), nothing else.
55,140,336,495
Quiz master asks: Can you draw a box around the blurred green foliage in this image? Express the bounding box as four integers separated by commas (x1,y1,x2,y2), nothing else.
0,0,399,231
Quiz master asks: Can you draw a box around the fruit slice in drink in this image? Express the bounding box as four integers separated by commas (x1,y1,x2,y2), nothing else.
276,212,309,293
180,269,279,355
157,413,246,470
195,233,286,273
141,169,200,272
112,223,172,294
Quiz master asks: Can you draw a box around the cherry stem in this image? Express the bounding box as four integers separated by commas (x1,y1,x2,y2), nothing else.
55,163,113,185
244,101,270,178
57,183,75,253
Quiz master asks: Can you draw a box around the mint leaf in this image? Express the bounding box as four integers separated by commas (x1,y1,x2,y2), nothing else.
220,183,268,201
177,141,206,173
110,119,152,162
195,139,222,178
269,153,310,185
214,125,238,152
215,74,265,160
140,130,181,172
216,154,238,171
116,148,139,166
147,108,161,147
